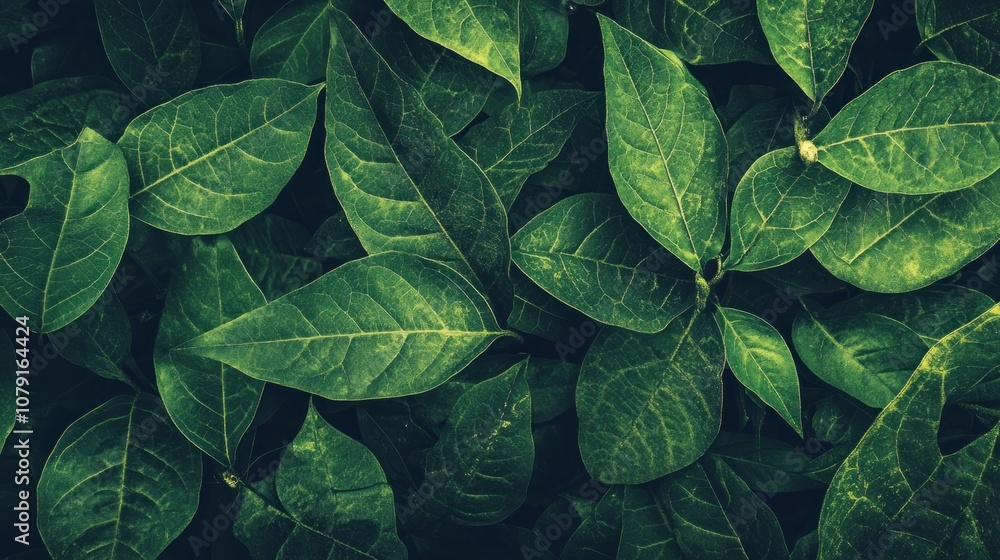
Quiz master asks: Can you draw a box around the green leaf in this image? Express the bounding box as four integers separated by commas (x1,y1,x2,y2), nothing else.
825,285,996,346
180,252,507,400
710,433,824,493
757,0,874,102
561,487,624,560
520,0,568,76
154,236,266,466
507,267,587,343
813,62,1000,194
230,213,321,301
726,146,850,272
663,457,790,559
120,79,322,235
818,304,1000,557
326,11,512,313
917,1,1000,76
54,290,137,389
234,402,408,559
511,193,697,334
382,0,521,97
811,172,1000,292
459,89,598,208
616,485,682,559
369,16,496,136
525,357,577,423
95,0,201,106
218,0,245,20
792,310,928,408
0,76,125,168
577,307,724,484
0,128,129,332
37,394,202,560
612,0,772,64
250,0,329,84
421,360,534,525
716,307,803,435
306,212,366,262
600,15,728,272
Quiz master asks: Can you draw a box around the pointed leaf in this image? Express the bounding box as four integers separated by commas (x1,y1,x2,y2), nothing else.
813,62,1000,194
577,307,724,484
0,128,129,332
37,394,202,560
716,307,802,435
601,15,728,272
154,237,266,466
120,79,322,235
757,0,874,101
512,193,697,333
180,252,507,400
54,290,136,388
561,487,624,560
421,361,534,525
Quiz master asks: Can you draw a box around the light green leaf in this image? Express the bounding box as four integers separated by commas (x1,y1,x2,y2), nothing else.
825,285,996,346
326,11,512,313
577,307,724,484
234,402,408,559
616,485,682,559
663,457,790,560
37,394,202,560
727,146,850,272
561,487,624,560
757,0,874,102
792,310,928,408
813,62,1000,194
422,360,534,525
383,0,521,97
600,15,728,272
811,172,1000,292
250,0,329,83
0,76,125,169
459,89,598,208
54,290,136,389
0,128,129,332
369,16,496,136
520,0,568,76
818,304,1000,557
154,237,266,466
95,0,201,105
180,252,507,400
230,213,321,301
612,0,771,64
716,307,802,435
917,0,1000,76
120,79,322,235
511,193,697,334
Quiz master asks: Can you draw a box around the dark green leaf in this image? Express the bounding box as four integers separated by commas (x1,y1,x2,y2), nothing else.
917,1,1000,76
250,0,329,83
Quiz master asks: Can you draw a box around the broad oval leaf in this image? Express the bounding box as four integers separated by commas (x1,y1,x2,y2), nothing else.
792,310,928,408
726,146,850,272
120,79,322,235
179,252,507,400
818,304,1000,557
382,0,521,97
37,394,202,560
577,307,724,484
235,402,408,559
459,89,599,208
917,0,1000,76
95,0,201,105
716,306,802,435
0,128,129,332
612,0,772,64
421,361,534,525
813,62,1000,194
326,11,512,313
811,173,1000,292
520,0,568,76
757,0,874,102
511,193,697,334
0,76,125,168
601,15,728,272
250,0,329,83
154,236,267,466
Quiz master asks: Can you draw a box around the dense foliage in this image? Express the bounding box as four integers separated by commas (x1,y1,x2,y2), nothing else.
1,0,999,558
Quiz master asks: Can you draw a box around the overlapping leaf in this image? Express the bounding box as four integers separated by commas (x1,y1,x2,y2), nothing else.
250,0,329,83
917,0,1000,76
